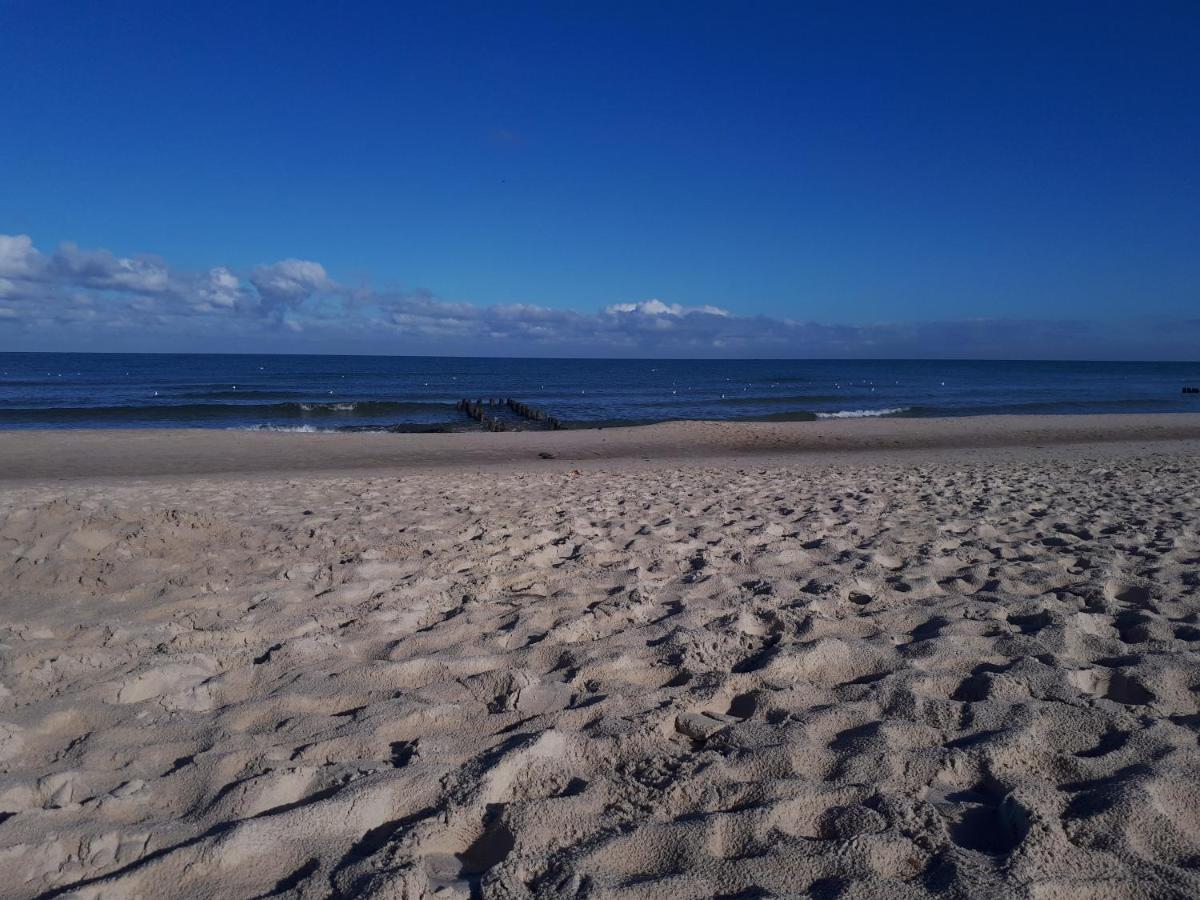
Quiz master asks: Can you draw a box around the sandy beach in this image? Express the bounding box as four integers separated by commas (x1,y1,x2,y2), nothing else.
4,413,1200,481
3,415,1200,898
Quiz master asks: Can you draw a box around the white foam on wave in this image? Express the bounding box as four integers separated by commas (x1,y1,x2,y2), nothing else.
815,407,908,419
237,424,326,433
298,402,357,412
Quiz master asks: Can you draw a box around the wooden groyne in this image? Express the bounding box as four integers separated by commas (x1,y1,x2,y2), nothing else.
455,397,505,431
455,397,564,431
506,398,563,430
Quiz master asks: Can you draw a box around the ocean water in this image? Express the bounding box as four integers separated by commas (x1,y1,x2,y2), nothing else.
1,353,1198,431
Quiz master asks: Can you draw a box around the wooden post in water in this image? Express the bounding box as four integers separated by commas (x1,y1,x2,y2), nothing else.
504,397,564,429
462,396,563,430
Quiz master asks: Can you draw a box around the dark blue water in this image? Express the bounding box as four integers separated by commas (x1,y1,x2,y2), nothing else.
1,353,1197,431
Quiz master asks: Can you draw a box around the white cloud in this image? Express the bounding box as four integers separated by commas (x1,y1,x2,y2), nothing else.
49,242,172,294
195,267,242,311
0,232,1188,359
603,298,729,317
0,234,41,278
249,259,331,315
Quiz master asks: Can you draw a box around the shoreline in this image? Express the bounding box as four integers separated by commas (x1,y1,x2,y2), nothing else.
1,412,1200,482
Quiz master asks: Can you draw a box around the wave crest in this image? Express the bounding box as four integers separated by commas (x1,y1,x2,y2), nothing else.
815,407,909,419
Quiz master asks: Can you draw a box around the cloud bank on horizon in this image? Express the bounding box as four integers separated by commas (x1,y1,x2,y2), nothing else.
0,233,1192,359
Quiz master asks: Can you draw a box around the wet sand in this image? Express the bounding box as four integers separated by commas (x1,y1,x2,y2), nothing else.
2,413,1200,481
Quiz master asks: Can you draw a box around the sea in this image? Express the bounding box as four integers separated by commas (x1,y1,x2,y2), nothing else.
1,353,1197,431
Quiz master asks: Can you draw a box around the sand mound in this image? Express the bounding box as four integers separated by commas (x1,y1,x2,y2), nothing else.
2,455,1200,897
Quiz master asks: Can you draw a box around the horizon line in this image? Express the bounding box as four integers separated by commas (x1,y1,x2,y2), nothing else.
1,350,1199,366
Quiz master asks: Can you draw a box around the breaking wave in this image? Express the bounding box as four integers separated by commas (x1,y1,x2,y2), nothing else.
814,407,910,419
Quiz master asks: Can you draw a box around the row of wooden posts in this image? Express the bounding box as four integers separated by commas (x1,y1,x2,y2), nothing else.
505,397,563,429
455,397,564,431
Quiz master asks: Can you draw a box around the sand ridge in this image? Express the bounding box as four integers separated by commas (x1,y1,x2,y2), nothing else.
1,453,1200,897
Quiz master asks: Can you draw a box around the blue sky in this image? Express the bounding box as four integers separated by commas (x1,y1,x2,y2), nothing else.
1,1,1197,357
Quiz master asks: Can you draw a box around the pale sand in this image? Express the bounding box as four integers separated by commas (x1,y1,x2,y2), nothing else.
1,417,1200,898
